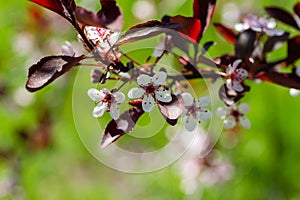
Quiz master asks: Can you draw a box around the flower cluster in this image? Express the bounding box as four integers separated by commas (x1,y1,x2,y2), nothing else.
87,72,212,133
235,14,284,36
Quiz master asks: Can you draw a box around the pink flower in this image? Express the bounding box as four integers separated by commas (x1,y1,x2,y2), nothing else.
78,26,120,61
235,14,284,36
88,88,125,120
217,103,251,129
128,71,172,112
181,93,211,131
226,60,248,92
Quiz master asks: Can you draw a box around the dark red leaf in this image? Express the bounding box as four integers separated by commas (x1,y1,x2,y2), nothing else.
97,0,123,31
258,71,300,89
235,30,256,59
158,94,184,126
294,2,300,18
116,20,180,45
101,107,144,148
26,55,86,92
167,16,201,43
213,23,236,44
75,0,123,32
29,0,64,15
193,0,216,41
263,32,290,53
287,36,300,64
28,0,76,19
265,7,300,30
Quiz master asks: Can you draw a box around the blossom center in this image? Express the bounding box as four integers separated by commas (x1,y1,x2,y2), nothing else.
103,93,112,103
231,109,241,120
145,84,156,94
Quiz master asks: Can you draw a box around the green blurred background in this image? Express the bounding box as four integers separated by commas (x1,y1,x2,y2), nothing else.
1,0,300,199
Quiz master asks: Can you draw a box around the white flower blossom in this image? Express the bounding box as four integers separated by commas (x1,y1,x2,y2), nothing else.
61,41,75,56
88,88,125,120
181,93,211,131
128,71,172,112
78,26,120,61
226,60,248,92
235,14,284,36
217,103,251,129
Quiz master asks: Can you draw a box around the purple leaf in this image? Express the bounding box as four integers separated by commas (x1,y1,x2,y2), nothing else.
263,32,290,53
265,7,300,30
235,30,256,59
116,20,179,45
213,23,236,44
29,0,64,16
101,106,144,148
26,55,86,92
158,94,184,126
164,15,201,43
259,71,300,89
75,0,123,32
287,36,300,64
193,0,217,41
28,0,76,19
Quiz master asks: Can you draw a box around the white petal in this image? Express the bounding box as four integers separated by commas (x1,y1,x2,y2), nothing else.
196,96,210,108
290,88,300,97
110,103,120,120
137,74,151,86
296,67,300,78
238,103,250,114
100,88,111,94
108,32,120,46
92,102,108,118
155,90,172,102
232,59,242,71
266,18,276,29
181,108,188,117
152,71,167,86
113,92,125,104
250,26,263,32
197,109,211,121
236,68,248,81
128,88,145,99
234,23,245,31
61,41,74,56
142,94,155,112
239,116,251,129
87,88,105,101
182,93,194,106
224,116,236,129
185,115,197,132
232,80,244,92
264,29,284,37
216,107,227,118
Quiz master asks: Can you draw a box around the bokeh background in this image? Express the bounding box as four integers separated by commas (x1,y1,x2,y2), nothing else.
1,0,300,199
